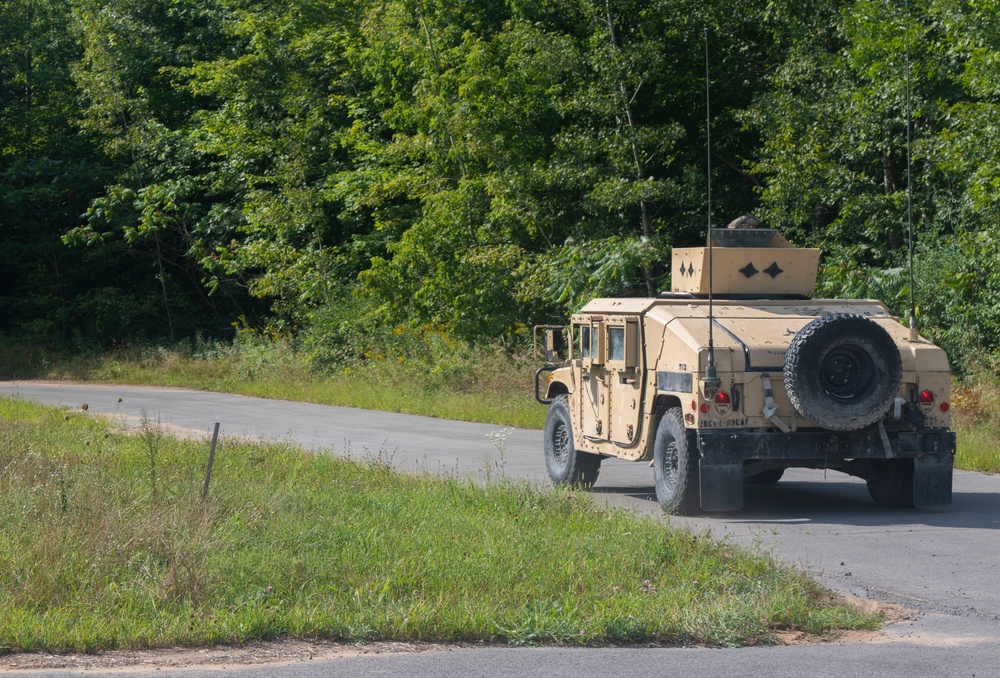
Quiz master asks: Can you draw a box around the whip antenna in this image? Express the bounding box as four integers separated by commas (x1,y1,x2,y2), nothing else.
905,0,918,341
703,28,720,397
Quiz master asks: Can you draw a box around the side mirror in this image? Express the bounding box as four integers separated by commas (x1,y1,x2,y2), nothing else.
534,325,569,364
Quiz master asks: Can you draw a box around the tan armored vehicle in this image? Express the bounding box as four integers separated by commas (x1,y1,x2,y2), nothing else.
535,226,955,512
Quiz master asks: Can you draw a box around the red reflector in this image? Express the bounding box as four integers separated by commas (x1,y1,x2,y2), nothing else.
691,400,697,411
715,391,731,404
940,402,950,412
699,403,709,414
918,390,935,403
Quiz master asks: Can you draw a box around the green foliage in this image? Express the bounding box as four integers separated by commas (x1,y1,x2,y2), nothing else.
352,0,780,332
0,0,104,338
544,234,668,311
0,326,546,427
4,0,1000,374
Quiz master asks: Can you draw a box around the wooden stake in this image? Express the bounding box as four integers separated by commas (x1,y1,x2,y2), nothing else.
202,422,220,501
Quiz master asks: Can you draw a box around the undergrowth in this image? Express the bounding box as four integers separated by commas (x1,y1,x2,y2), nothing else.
951,359,1000,474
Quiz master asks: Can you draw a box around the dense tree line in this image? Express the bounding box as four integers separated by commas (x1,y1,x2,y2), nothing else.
2,0,1000,369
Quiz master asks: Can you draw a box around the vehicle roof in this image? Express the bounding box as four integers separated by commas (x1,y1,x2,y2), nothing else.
574,297,893,319
571,297,947,371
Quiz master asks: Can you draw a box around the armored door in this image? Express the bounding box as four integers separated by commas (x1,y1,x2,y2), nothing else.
607,319,643,447
577,320,610,441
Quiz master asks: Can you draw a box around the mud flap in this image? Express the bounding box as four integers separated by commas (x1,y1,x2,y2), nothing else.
913,453,954,508
699,462,744,511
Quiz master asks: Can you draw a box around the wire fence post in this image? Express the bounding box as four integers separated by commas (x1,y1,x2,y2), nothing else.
202,422,221,501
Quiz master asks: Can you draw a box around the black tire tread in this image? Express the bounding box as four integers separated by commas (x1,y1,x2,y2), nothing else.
543,395,601,487
784,313,902,431
652,408,700,514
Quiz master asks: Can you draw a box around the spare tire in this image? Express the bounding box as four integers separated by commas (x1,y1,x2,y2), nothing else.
784,313,902,431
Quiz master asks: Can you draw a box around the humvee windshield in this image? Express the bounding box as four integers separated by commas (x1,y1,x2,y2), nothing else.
579,324,598,360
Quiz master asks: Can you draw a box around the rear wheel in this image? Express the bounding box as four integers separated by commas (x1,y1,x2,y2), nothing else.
652,408,700,514
867,459,915,508
544,396,601,487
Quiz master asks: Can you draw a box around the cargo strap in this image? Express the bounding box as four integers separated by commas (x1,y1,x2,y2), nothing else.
761,373,791,433
877,420,894,458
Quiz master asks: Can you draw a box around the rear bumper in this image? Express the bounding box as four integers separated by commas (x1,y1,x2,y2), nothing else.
694,427,955,511
697,427,956,463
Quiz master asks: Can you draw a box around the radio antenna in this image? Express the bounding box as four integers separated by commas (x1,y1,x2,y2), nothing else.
703,28,720,398
905,0,918,341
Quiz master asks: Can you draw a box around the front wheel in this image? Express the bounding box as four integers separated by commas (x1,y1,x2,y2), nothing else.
652,408,700,514
544,396,601,487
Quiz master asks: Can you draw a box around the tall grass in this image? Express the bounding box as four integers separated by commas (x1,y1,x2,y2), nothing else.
0,334,545,429
952,363,1000,474
0,399,875,653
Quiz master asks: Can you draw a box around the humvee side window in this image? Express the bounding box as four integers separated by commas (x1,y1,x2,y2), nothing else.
581,325,591,359
590,326,600,362
625,319,638,369
608,326,625,362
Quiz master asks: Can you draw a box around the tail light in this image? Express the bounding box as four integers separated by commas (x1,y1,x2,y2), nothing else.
916,389,949,414
714,391,732,415
696,392,734,416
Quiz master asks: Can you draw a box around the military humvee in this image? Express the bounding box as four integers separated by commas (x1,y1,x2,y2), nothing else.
535,226,955,513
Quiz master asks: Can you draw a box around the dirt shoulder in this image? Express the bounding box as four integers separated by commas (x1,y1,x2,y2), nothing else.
0,599,911,673
0,640,461,673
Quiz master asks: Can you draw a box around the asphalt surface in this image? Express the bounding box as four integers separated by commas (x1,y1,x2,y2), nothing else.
2,380,999,677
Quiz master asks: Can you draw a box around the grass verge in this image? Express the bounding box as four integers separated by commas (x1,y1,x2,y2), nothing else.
952,375,1000,474
0,339,546,429
0,398,876,653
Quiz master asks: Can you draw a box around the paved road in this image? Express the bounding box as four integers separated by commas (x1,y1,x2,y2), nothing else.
2,381,999,677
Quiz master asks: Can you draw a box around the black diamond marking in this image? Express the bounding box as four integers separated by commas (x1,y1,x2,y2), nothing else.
763,262,784,278
686,262,694,276
739,262,758,278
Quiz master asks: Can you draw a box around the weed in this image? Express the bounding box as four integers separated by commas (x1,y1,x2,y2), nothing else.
484,427,514,483
362,444,397,470
139,412,162,502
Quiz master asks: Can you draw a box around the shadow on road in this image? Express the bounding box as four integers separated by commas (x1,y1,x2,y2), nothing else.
590,477,1000,530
